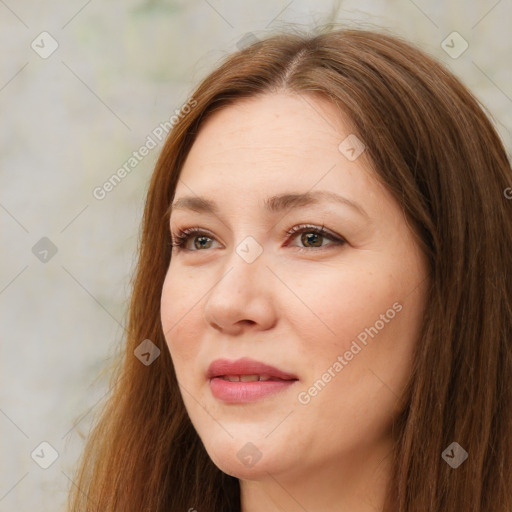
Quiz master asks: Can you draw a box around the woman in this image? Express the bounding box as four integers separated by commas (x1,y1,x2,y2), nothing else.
67,27,512,511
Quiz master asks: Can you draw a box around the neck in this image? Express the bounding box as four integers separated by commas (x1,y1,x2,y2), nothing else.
240,435,393,512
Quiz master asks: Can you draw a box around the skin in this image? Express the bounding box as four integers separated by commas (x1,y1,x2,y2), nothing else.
161,92,429,512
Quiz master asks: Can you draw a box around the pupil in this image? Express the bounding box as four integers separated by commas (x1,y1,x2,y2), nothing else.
194,236,211,250
302,232,322,247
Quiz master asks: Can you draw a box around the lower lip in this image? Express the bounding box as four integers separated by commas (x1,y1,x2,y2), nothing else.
209,377,298,403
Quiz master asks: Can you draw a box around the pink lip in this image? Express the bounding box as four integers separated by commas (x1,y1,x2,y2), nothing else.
207,357,298,403
207,357,298,380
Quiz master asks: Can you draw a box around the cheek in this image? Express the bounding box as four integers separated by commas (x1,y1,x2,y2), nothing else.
284,263,398,354
292,276,423,432
288,259,424,391
160,268,204,365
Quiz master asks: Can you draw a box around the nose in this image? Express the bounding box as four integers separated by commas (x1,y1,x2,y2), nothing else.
203,247,277,334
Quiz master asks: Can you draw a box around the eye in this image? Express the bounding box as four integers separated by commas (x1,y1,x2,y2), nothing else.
284,224,346,252
170,227,219,251
170,224,346,253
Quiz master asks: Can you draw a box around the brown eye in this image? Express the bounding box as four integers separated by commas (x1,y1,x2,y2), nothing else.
192,235,214,250
299,231,324,248
286,224,346,251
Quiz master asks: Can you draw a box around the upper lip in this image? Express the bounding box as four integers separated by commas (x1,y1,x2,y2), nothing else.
207,357,298,380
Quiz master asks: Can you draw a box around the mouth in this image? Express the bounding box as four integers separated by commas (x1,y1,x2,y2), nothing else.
216,374,294,382
207,358,299,403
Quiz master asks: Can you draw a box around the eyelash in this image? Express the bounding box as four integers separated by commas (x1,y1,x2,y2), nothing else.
169,224,346,254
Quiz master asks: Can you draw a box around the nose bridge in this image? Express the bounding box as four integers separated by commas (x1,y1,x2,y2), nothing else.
233,233,265,266
203,233,275,331
217,233,267,293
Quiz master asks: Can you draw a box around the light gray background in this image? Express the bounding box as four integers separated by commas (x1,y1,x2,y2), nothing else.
1,1,511,511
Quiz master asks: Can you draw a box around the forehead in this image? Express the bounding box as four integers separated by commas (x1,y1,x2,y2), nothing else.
183,93,349,170
173,92,388,217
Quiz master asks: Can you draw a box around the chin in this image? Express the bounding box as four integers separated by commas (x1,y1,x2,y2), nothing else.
202,436,286,480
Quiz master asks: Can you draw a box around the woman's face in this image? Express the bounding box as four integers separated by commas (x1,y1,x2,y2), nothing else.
161,92,429,490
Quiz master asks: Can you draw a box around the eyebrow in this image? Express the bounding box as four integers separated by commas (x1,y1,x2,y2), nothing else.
168,191,369,219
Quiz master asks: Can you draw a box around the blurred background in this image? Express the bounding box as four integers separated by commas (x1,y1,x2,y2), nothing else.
1,0,511,510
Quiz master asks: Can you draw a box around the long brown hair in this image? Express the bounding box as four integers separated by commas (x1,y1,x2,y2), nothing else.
67,27,512,511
